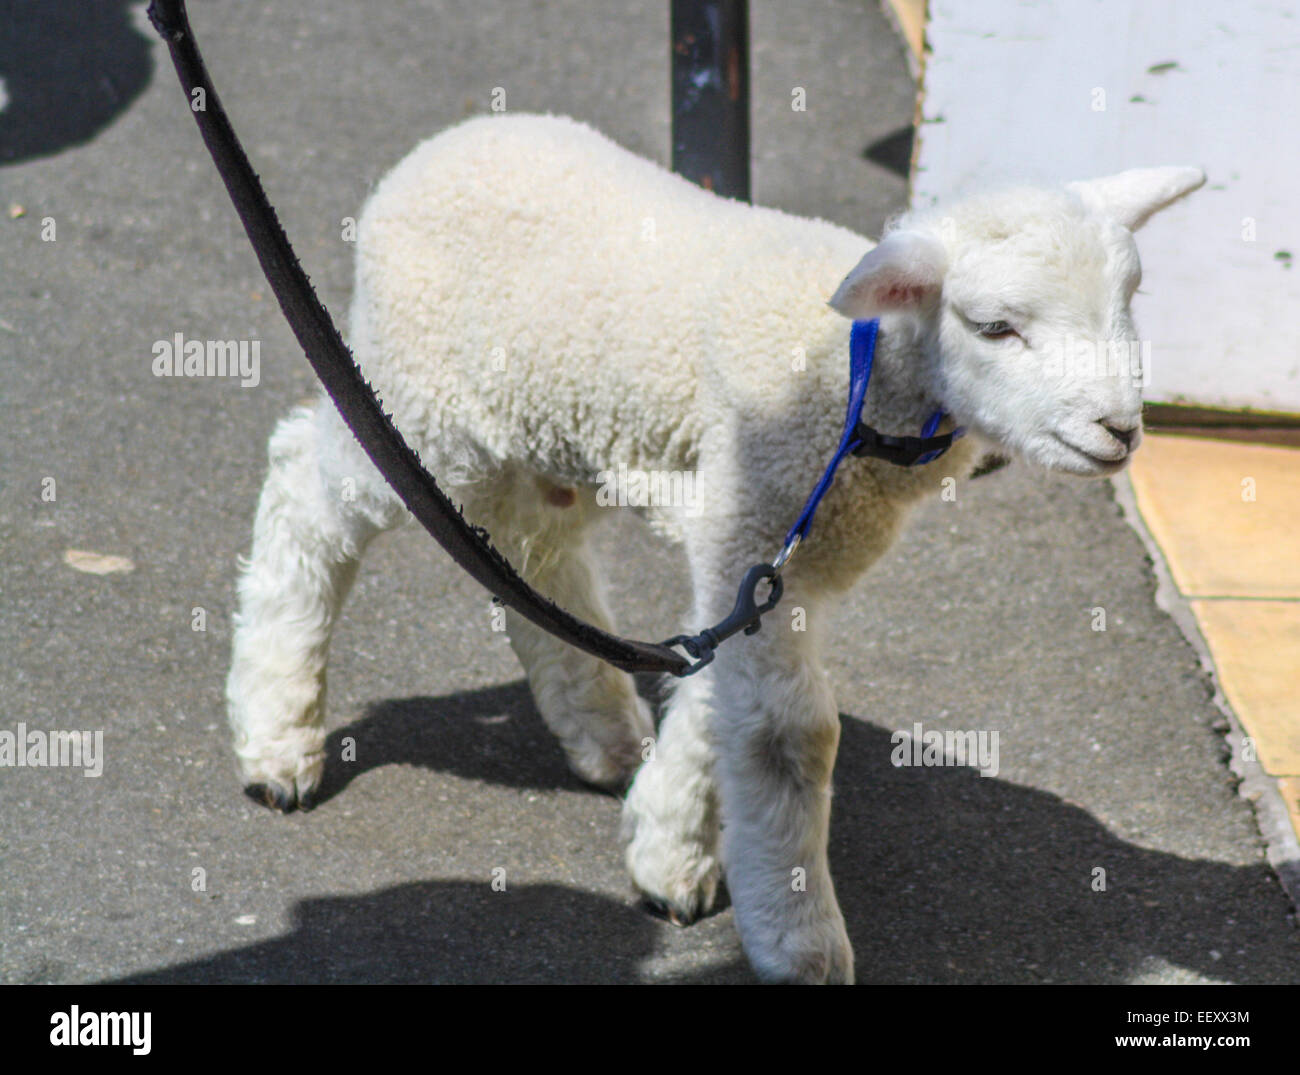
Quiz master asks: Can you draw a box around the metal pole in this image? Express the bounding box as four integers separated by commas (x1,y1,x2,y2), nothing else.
670,0,750,202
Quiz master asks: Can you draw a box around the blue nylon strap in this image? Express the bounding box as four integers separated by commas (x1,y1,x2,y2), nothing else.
914,410,946,466
782,319,879,548
780,318,953,552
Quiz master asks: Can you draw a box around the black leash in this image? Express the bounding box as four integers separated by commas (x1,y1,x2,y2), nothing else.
146,1,960,677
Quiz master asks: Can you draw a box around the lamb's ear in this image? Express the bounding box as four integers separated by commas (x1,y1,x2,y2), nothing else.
1067,166,1206,232
828,231,946,319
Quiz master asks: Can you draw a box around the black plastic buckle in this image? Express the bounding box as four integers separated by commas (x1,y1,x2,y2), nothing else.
661,564,784,675
850,423,956,467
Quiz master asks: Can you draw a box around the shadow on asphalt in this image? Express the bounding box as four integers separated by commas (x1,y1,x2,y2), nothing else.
109,880,747,985
105,682,1296,984
325,682,593,797
0,0,154,166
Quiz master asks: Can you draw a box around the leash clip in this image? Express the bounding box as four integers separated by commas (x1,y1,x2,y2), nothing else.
662,563,784,675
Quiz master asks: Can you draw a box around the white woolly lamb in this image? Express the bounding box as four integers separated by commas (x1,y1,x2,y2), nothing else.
225,113,1204,984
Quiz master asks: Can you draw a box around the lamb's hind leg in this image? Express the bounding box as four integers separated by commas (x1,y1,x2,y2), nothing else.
487,472,655,790
226,399,407,810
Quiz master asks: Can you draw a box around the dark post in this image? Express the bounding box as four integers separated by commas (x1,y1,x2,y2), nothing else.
670,0,750,202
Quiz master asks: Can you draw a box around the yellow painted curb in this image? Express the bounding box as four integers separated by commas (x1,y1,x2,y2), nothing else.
1127,434,1300,598
1190,600,1300,777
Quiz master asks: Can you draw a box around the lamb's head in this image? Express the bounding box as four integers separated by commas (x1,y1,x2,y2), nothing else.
829,166,1205,476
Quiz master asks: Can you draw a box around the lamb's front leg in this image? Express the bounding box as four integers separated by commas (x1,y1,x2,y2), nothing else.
623,669,722,924
711,626,853,984
625,567,852,982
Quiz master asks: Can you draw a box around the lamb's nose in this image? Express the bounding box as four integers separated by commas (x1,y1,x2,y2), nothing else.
1100,421,1136,450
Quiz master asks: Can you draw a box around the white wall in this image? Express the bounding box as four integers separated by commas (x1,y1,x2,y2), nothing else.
915,0,1300,414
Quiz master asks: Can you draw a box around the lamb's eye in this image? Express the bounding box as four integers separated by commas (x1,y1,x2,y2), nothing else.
976,320,1018,340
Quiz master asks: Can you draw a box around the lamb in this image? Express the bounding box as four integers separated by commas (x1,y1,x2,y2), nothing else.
225,112,1204,984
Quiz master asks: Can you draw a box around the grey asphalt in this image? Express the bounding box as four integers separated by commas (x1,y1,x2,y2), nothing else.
1,0,1296,985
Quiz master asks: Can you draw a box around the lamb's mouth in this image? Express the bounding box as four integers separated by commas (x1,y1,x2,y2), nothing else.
1051,433,1129,472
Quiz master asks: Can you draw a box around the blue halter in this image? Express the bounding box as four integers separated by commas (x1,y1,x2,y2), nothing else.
775,318,963,568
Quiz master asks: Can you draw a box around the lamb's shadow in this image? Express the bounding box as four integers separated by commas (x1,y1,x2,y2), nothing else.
312,674,671,802
831,718,1297,984
321,680,1296,983
312,682,584,801
0,0,155,166
105,881,743,984
117,681,1296,983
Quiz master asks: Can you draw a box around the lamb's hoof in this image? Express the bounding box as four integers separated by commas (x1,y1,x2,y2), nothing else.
244,781,310,813
235,740,325,812
640,894,698,928
622,786,721,927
